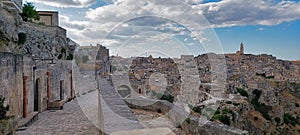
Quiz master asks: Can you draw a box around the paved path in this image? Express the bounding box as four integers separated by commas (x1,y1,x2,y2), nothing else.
16,99,100,135
16,78,143,135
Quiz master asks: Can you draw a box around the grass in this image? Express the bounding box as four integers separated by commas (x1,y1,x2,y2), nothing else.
236,88,248,97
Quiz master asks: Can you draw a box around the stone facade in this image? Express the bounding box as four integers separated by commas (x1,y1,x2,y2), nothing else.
0,7,76,129
35,11,59,26
0,52,74,120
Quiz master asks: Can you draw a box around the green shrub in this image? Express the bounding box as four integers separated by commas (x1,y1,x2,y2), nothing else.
284,113,299,126
219,115,230,126
20,2,40,22
251,89,272,121
185,117,190,124
222,108,233,115
0,96,9,120
236,88,248,97
212,114,220,120
61,48,66,54
160,94,174,103
253,89,262,99
192,106,202,114
212,108,233,126
215,110,221,115
275,117,281,125
67,53,73,60
262,113,271,121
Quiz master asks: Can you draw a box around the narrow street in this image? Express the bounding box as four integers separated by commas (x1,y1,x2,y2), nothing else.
16,99,100,135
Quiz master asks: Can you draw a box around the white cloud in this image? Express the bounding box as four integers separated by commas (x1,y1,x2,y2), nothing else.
195,0,300,27
257,27,265,31
180,0,204,5
26,0,96,8
54,0,300,56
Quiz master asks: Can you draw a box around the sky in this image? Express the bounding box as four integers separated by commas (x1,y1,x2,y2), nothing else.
23,0,300,60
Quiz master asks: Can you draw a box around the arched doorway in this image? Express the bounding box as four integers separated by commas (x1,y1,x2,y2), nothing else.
34,78,40,112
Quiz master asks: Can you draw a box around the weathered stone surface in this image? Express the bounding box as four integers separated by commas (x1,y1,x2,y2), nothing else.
98,78,143,134
124,98,249,135
111,128,175,135
15,99,100,135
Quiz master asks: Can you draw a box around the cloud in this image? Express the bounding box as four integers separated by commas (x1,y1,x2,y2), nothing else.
26,0,96,8
180,0,204,5
195,0,300,27
56,0,300,57
257,27,265,31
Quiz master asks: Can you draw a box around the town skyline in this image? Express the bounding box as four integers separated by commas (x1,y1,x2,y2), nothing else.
24,0,300,60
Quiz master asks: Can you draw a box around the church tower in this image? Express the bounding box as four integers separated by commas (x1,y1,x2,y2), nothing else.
240,42,244,55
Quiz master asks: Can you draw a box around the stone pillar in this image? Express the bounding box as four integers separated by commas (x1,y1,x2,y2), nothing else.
47,72,50,110
23,76,28,118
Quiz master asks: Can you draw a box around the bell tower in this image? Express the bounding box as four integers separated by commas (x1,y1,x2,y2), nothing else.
240,42,244,55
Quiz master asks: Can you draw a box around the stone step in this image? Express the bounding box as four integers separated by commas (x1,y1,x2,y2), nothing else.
17,112,39,128
98,79,143,134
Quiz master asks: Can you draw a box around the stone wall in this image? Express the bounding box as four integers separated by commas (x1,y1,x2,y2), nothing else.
0,52,26,117
0,7,21,52
20,22,68,59
0,52,74,121
0,7,70,60
124,98,249,135
48,60,73,101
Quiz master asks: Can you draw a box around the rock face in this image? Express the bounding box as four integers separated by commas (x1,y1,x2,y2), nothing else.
20,22,67,59
0,7,74,126
0,7,70,59
124,98,248,135
0,8,21,52
117,52,300,134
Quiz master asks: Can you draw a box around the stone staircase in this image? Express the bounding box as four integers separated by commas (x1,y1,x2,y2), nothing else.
98,78,143,134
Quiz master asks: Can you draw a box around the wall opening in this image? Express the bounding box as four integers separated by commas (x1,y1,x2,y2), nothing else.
60,80,64,100
34,78,40,112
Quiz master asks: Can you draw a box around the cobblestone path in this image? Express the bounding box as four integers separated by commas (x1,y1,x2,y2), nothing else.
16,99,100,135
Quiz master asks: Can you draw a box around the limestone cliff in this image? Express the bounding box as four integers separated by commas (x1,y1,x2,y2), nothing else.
0,7,70,59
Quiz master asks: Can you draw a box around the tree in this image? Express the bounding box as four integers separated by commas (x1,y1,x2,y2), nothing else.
0,96,9,120
20,2,40,22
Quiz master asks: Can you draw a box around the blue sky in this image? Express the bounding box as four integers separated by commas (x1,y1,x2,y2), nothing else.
24,0,300,60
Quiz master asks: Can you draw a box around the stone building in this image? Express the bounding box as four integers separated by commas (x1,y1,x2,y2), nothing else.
0,6,77,128
0,52,74,121
236,42,244,55
35,11,59,26
0,0,22,13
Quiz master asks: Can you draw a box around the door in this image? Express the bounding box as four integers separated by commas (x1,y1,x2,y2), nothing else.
34,79,39,112
60,80,64,100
